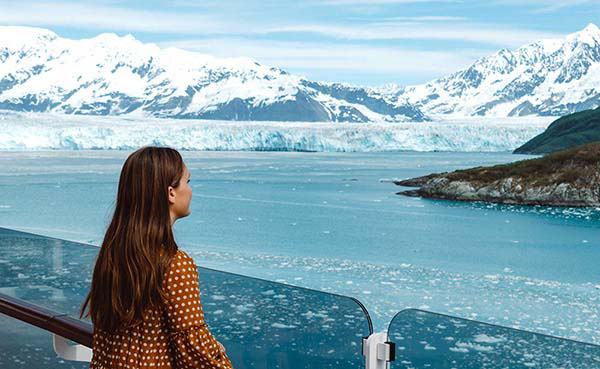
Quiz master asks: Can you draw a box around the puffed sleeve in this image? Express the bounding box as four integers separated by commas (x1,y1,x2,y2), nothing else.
164,250,234,369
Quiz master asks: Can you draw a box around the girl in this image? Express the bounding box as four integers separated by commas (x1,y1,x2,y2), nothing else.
80,146,233,368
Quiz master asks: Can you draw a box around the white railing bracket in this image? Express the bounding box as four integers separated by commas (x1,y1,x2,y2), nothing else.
363,331,395,369
53,334,93,362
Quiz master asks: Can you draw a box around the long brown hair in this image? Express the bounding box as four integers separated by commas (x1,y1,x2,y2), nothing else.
80,146,184,333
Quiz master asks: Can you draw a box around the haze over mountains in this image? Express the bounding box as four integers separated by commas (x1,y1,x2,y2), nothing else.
0,24,599,122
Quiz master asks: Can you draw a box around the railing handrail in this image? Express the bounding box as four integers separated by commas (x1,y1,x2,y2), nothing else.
0,292,92,347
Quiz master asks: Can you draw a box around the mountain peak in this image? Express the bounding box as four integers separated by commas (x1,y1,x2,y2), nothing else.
0,25,58,44
569,23,600,46
582,23,600,34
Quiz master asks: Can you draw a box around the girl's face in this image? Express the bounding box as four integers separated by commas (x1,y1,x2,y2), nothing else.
168,163,192,223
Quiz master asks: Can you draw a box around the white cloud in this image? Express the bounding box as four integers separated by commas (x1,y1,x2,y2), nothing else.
159,38,490,83
381,16,469,21
493,0,596,13
266,23,563,47
321,0,461,4
0,1,229,34
0,1,564,49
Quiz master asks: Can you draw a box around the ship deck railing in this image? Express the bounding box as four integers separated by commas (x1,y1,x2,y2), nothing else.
1,227,599,369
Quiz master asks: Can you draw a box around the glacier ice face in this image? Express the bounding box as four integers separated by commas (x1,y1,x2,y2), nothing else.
0,111,553,152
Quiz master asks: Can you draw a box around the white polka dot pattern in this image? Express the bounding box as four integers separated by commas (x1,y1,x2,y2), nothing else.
89,249,234,369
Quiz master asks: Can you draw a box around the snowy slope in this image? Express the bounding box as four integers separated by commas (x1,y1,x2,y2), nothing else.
393,24,600,117
0,26,425,122
1,24,599,121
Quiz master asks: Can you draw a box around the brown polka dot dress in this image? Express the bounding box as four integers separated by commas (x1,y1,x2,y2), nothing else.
90,250,234,368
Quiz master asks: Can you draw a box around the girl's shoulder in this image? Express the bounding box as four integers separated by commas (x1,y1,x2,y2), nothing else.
170,249,197,268
164,249,198,285
174,248,190,259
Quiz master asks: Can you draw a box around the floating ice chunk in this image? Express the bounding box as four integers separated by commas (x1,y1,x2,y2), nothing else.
271,323,296,329
301,311,315,319
456,341,495,352
473,334,506,344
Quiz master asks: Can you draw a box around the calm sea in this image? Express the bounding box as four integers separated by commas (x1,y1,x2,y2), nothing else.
0,150,598,342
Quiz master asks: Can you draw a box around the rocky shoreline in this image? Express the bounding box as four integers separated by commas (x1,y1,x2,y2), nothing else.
395,143,600,207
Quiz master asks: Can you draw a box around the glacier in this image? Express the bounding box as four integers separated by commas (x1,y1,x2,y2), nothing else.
0,111,553,152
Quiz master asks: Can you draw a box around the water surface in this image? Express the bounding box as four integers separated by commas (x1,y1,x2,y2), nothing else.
0,150,598,341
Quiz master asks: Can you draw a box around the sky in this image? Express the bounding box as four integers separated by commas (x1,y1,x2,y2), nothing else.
0,0,598,86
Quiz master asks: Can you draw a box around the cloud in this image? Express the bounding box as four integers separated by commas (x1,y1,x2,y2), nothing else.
0,1,563,48
159,38,490,83
381,16,469,21
0,1,229,34
493,0,596,13
320,0,462,4
266,23,562,47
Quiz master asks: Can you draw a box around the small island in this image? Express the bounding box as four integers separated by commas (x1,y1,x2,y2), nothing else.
395,142,600,207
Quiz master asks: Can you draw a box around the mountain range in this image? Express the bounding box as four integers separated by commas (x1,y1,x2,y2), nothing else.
1,24,599,122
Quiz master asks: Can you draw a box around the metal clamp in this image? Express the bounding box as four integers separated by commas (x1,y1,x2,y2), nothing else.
53,334,93,362
363,332,395,369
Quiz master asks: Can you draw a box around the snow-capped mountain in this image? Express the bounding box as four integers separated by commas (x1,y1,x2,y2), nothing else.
1,24,599,122
393,23,600,117
0,26,425,122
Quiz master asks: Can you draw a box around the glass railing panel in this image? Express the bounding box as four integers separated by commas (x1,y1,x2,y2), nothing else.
0,228,97,318
387,309,600,368
197,266,372,368
0,314,88,369
0,227,372,369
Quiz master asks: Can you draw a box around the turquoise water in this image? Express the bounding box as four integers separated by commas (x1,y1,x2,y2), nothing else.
0,150,598,342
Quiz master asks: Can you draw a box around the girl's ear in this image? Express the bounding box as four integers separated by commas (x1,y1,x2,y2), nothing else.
168,186,176,205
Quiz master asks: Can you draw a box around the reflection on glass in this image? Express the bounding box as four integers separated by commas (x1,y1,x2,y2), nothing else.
0,227,372,369
388,309,600,369
0,314,89,369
